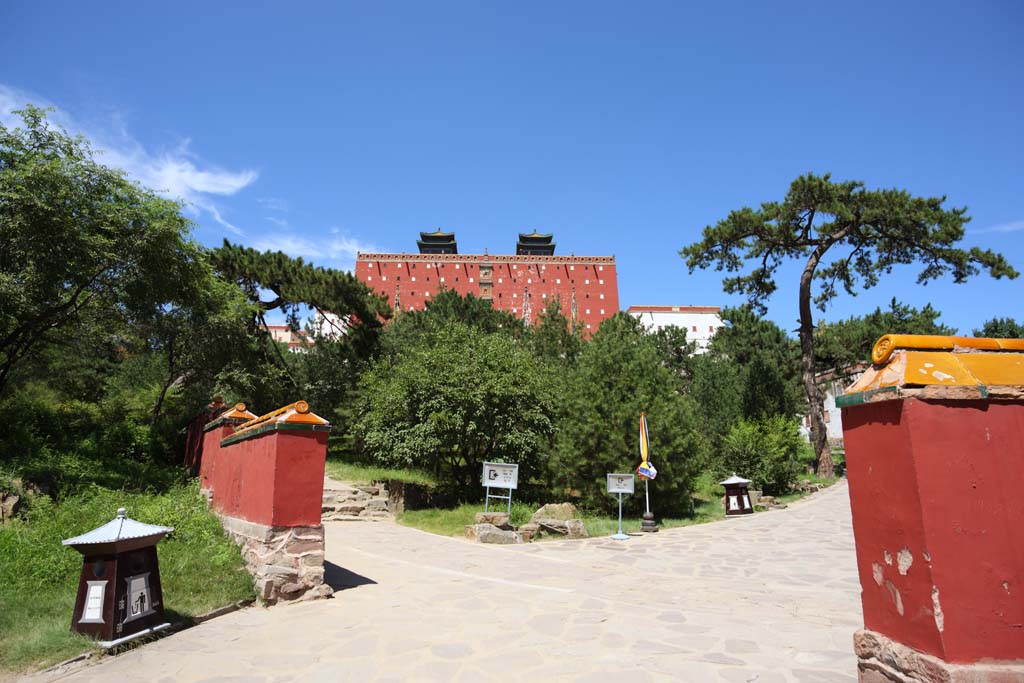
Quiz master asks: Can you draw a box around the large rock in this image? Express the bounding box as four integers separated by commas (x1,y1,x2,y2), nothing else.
518,522,540,543
530,502,588,539
531,503,578,523
475,511,510,528
465,523,521,544
565,519,588,539
0,492,20,525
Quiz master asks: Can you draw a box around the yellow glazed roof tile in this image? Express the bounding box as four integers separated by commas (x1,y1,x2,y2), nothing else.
844,335,1024,401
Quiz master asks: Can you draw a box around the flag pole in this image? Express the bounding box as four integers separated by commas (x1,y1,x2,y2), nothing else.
639,412,658,533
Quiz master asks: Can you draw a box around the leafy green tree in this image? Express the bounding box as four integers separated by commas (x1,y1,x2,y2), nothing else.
710,306,799,373
554,314,703,516
380,288,524,359
687,354,744,452
973,317,1024,339
0,106,209,395
815,298,955,371
741,353,796,421
652,324,696,375
682,173,1017,476
209,241,390,412
530,299,581,366
718,416,802,496
356,322,555,495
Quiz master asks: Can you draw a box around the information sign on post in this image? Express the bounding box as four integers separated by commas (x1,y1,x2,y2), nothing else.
606,473,635,540
606,474,635,494
482,462,519,514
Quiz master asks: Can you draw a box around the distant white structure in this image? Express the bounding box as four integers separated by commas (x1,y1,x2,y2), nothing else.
311,311,347,340
800,363,870,445
627,305,724,353
260,324,313,353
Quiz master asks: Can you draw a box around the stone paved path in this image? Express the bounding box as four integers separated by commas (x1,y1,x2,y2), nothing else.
33,481,861,682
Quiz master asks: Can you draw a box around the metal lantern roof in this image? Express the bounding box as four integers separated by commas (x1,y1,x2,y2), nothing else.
719,474,751,486
62,508,173,548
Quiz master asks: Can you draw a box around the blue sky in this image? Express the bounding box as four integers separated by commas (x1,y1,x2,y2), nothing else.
2,1,1021,336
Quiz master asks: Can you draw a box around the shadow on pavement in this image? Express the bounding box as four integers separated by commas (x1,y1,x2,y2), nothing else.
324,561,377,591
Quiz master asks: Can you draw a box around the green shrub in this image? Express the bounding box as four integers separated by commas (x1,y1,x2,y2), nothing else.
718,416,802,495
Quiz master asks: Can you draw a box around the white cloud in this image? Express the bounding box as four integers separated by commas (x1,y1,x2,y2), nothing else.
972,220,1024,235
257,197,289,211
249,231,379,271
0,83,257,235
265,216,290,228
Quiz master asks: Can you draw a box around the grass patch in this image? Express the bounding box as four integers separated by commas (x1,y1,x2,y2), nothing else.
0,482,254,674
397,470,839,539
323,457,436,487
776,472,841,504
398,500,536,537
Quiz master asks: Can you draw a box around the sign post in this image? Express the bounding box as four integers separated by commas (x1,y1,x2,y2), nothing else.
481,462,519,515
606,473,635,541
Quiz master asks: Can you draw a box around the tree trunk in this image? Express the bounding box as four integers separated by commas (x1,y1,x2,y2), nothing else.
799,251,835,478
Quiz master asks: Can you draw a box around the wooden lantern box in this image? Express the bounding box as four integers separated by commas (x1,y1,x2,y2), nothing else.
62,508,173,647
720,474,753,516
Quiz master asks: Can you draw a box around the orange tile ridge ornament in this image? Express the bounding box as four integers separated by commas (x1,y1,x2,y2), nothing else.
220,402,257,421
232,400,330,437
871,334,1024,364
840,335,1024,405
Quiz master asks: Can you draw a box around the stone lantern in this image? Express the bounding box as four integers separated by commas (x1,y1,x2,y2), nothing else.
720,474,753,516
62,508,173,647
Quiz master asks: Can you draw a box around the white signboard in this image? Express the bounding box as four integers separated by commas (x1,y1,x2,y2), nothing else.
80,581,106,624
125,573,154,623
482,462,519,490
607,473,635,494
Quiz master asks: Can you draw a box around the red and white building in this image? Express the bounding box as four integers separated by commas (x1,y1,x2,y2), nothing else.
626,305,724,353
260,324,313,353
355,230,620,334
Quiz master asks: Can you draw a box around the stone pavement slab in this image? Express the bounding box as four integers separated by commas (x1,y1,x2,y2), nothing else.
28,481,861,682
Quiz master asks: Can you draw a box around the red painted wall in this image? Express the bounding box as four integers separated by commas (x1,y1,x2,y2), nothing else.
356,253,620,335
203,429,327,528
842,398,1024,663
199,424,235,492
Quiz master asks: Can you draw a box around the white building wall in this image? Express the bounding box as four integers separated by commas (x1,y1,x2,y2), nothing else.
627,307,725,353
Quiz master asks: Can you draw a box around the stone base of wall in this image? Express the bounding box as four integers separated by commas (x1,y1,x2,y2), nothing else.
855,629,1024,683
322,481,391,521
219,515,333,605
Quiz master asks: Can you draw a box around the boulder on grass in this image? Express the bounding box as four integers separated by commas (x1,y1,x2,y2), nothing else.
465,523,521,544
475,512,511,529
530,503,578,523
565,519,588,539
518,522,540,543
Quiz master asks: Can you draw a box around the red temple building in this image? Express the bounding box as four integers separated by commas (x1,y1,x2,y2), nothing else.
355,231,620,334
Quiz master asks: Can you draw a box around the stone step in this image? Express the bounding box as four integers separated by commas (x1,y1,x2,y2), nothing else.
323,514,391,523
